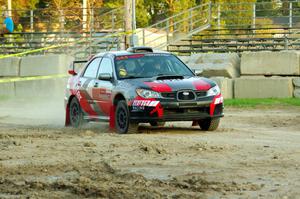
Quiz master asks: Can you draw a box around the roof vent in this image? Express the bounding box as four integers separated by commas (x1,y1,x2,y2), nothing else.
127,46,153,53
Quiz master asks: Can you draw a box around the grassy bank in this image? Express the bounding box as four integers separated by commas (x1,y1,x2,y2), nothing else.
224,98,300,107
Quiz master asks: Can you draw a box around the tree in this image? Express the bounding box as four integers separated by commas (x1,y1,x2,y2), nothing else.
256,0,279,17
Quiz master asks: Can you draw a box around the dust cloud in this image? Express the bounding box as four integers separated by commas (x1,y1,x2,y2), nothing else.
0,96,65,127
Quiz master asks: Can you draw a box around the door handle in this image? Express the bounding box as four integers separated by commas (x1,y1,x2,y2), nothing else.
77,81,81,87
94,82,98,87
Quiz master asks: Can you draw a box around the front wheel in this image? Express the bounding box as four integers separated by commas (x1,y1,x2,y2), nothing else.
115,100,139,134
198,118,220,131
69,97,85,127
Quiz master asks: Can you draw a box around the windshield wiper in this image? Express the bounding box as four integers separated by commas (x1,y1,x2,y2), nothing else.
122,76,146,79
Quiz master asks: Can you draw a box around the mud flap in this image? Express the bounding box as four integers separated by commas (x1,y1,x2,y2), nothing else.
65,106,70,126
109,105,116,130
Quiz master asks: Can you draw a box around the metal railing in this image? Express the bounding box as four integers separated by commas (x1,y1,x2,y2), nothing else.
136,1,300,50
4,1,300,56
166,1,300,54
1,7,124,33
210,1,300,29
136,3,211,49
0,7,125,57
167,27,300,54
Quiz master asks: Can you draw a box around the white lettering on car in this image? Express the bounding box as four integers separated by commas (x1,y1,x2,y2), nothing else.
132,100,160,107
76,91,82,101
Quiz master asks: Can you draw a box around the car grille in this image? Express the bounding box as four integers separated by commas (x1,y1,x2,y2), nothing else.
161,91,207,100
161,92,176,99
195,91,207,98
164,107,210,118
177,90,196,101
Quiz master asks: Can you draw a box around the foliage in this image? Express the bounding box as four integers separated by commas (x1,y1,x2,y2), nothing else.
256,0,280,17
0,0,298,31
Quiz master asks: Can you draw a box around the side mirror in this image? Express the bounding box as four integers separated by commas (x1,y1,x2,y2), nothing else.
192,69,203,76
98,73,112,81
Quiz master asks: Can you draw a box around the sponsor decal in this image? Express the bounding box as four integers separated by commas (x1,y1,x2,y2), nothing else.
75,91,82,101
214,96,224,105
210,94,223,116
131,99,163,118
116,54,144,60
150,103,163,117
144,54,171,57
132,100,160,107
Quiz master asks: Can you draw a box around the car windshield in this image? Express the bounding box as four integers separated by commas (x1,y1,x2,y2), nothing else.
114,53,194,79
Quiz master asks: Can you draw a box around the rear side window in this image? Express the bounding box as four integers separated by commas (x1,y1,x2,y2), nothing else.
83,57,101,78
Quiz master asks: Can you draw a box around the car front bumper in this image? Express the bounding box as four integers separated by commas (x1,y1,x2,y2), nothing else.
129,95,224,123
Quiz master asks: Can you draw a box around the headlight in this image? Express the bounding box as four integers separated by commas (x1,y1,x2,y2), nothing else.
136,89,161,98
207,85,220,96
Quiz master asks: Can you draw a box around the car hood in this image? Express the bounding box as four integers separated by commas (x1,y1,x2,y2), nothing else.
121,76,216,92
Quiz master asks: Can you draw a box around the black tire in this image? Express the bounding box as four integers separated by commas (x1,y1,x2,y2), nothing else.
198,118,220,131
150,121,166,127
115,100,139,134
69,97,85,127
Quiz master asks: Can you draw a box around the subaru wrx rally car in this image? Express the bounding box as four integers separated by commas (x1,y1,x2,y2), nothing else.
65,47,223,133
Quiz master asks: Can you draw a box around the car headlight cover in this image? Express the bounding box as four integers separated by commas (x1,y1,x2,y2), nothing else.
207,85,220,96
136,89,161,98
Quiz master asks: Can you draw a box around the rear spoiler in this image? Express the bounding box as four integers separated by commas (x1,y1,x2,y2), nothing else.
68,60,88,76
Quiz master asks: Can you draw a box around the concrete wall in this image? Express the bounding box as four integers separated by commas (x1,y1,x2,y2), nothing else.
183,53,241,78
241,51,300,75
0,57,21,77
235,77,294,98
294,89,300,98
210,77,234,99
1,52,299,100
15,78,68,98
293,77,300,87
20,54,74,77
0,54,72,99
178,56,190,64
0,82,15,97
137,28,167,48
293,77,300,98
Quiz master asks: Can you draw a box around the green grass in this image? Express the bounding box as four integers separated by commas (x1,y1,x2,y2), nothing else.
224,98,300,107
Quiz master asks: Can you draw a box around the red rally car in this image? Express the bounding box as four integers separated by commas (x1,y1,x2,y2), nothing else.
65,47,224,133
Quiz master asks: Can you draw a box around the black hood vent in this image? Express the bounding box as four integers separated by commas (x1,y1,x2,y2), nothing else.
156,75,184,80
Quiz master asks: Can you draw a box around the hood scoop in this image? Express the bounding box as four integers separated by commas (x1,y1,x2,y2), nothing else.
156,75,184,80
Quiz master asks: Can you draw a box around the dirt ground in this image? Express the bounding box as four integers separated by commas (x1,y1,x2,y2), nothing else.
0,98,300,199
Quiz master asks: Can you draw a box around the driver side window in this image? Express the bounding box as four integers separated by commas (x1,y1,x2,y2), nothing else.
83,57,102,78
97,57,113,76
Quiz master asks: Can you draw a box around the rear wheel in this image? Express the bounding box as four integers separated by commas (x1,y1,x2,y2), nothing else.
198,118,220,131
115,100,139,134
150,121,165,127
69,97,85,127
